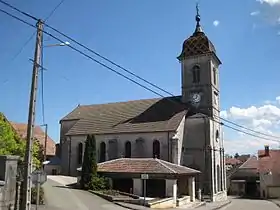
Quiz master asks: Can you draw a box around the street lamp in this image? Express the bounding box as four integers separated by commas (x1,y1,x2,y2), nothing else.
44,41,70,48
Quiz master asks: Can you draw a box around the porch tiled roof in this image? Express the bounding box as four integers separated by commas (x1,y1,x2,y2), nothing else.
97,158,200,175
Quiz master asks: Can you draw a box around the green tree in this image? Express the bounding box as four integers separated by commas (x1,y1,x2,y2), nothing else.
0,113,41,169
234,153,240,159
80,134,97,189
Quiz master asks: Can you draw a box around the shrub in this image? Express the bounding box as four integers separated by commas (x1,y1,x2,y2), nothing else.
89,175,110,191
31,186,44,205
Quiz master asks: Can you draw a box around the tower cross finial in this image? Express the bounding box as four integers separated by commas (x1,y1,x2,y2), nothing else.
194,2,203,34
196,2,200,17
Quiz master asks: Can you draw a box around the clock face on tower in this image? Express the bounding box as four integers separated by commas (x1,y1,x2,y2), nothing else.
190,92,201,104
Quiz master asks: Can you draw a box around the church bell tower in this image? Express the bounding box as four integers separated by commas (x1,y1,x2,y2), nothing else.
177,5,227,202
177,5,221,118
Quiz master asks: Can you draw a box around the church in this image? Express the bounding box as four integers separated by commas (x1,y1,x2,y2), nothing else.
59,7,227,203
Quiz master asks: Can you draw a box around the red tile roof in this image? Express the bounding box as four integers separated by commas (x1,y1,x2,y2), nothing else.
258,149,280,175
10,122,56,156
97,158,200,175
239,156,258,169
225,158,241,165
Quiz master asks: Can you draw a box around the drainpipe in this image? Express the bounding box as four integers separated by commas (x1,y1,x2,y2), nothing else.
68,136,72,176
202,115,208,198
167,132,170,162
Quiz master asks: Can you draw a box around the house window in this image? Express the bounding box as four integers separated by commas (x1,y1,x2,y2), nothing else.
153,140,160,158
77,142,83,164
192,65,200,83
125,141,132,158
213,68,217,85
99,142,106,162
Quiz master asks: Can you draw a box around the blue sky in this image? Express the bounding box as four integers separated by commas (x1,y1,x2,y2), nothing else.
1,0,280,155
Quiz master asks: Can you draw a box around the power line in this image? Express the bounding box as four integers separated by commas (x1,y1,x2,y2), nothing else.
44,0,65,21
1,6,280,143
219,116,280,140
0,0,38,21
0,0,173,96
0,0,65,85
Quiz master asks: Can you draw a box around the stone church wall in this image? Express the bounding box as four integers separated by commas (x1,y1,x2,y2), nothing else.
64,132,172,176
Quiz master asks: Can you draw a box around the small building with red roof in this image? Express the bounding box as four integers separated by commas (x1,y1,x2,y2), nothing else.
258,145,280,199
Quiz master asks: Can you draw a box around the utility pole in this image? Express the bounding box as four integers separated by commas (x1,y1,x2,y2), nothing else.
19,19,43,210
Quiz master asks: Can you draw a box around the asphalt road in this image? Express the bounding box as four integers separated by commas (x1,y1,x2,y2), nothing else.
196,197,279,210
38,177,127,210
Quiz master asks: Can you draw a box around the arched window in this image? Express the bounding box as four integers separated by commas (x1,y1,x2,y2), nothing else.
153,140,160,158
192,65,200,83
124,141,132,158
99,142,106,163
77,142,83,164
216,130,220,142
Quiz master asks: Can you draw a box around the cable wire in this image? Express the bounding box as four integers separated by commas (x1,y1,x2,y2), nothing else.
0,0,38,21
0,0,65,85
0,0,174,96
1,6,280,143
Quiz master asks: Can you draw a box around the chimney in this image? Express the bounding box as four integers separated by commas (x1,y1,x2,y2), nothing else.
264,145,269,156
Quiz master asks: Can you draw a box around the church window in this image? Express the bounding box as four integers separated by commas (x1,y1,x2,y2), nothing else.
124,141,132,158
99,142,106,162
216,130,220,142
77,142,83,164
213,68,217,85
153,140,160,158
192,65,200,83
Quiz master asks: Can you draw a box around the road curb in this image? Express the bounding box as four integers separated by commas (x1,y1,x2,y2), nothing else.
114,202,145,210
269,200,280,208
212,200,232,210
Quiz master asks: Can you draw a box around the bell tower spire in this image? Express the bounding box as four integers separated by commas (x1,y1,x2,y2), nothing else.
194,3,203,34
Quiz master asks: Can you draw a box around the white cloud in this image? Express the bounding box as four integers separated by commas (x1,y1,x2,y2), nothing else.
222,96,280,155
250,11,260,16
276,96,280,103
213,20,220,27
278,31,280,35
224,137,280,155
257,0,280,6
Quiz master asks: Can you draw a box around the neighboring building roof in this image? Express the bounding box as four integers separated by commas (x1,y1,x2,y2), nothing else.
96,158,200,175
10,122,56,156
258,149,280,175
225,158,241,165
239,156,258,169
61,96,187,136
231,156,259,179
237,155,250,163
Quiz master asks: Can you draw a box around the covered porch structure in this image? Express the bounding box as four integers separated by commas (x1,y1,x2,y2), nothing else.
97,158,200,207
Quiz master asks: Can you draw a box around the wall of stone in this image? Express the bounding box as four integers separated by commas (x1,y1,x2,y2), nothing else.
0,155,19,210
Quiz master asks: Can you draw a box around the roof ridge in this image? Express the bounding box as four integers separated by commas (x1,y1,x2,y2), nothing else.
156,159,177,173
97,158,121,166
79,97,163,107
160,159,201,173
78,95,182,107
